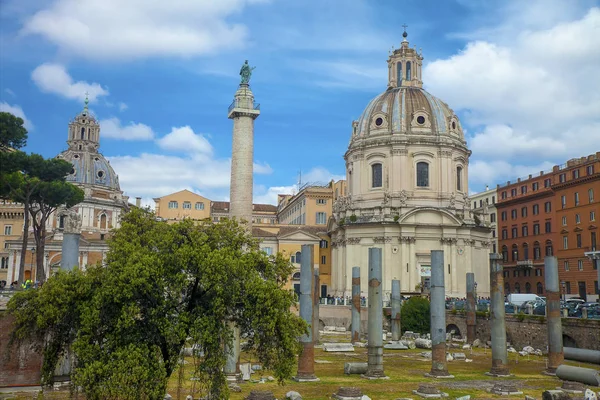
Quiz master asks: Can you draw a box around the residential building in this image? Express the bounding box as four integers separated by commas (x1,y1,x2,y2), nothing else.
329,32,492,299
211,201,277,225
153,190,211,222
497,152,600,301
470,186,498,253
0,201,25,286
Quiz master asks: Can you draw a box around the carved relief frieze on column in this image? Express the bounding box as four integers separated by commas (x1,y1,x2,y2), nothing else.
391,149,408,156
399,236,416,244
438,150,453,158
373,236,392,244
347,237,362,245
440,237,457,245
464,239,476,246
480,241,491,248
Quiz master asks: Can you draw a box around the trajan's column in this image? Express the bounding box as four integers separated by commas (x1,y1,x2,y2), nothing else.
228,60,260,227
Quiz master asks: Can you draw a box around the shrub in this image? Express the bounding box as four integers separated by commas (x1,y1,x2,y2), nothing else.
393,215,400,222
401,296,430,334
349,215,357,222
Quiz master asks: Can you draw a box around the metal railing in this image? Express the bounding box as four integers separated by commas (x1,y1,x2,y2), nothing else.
228,100,260,113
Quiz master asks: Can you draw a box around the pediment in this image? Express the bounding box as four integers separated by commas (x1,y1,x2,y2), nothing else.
589,224,598,230
560,229,569,234
278,230,321,242
573,226,583,232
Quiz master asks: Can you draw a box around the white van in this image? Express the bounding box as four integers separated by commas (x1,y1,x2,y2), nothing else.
506,293,543,307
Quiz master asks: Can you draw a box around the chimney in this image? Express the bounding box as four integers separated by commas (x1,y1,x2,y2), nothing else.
135,197,141,207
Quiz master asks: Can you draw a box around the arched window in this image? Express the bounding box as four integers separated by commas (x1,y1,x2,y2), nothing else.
81,127,85,139
372,163,382,188
505,283,510,294
406,61,412,80
515,283,521,293
501,245,508,262
100,214,107,230
545,240,553,256
590,188,595,203
396,62,402,83
537,282,543,294
533,241,541,260
456,166,463,191
292,272,301,280
523,243,529,260
525,282,531,293
59,215,65,229
511,244,519,262
416,162,429,187
295,251,302,264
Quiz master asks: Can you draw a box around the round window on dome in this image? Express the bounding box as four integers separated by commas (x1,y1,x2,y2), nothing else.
94,157,100,161
417,116,426,125
70,168,75,175
73,154,79,159
452,121,456,129
97,170,105,178
375,117,383,127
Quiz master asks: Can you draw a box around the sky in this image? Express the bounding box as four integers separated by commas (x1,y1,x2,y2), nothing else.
1,0,599,207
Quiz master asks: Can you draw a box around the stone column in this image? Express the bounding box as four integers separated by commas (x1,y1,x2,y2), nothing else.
294,244,318,381
427,250,453,378
363,247,387,379
7,250,15,283
313,267,320,345
391,279,401,341
544,256,563,374
61,209,81,271
488,253,510,377
224,323,241,382
466,272,476,344
351,266,361,343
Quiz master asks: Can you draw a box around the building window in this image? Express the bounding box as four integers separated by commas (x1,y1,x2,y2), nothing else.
502,191,507,199
534,243,541,260
195,202,204,210
537,282,543,294
511,188,517,197
511,209,517,219
263,247,273,255
559,173,566,183
513,269,519,277
501,211,507,221
545,202,551,212
59,215,65,229
319,240,328,248
565,282,571,294
564,261,569,271
490,213,496,223
0,256,8,269
456,166,463,191
372,163,382,188
535,268,542,277
574,192,579,206
533,204,539,215
525,282,531,293
563,236,568,249
576,234,582,248
589,189,594,203
544,178,551,188
533,224,540,235
316,199,327,205
523,243,529,259
416,162,429,187
522,225,528,237
575,214,580,224
492,196,496,204
502,246,508,262
295,251,302,264
592,211,596,221
406,61,412,80
183,201,191,209
100,214,107,230
168,201,178,209
578,260,583,271
502,229,508,240
515,283,521,293
213,217,219,222
561,195,566,209
316,212,327,225
521,185,527,194
473,201,477,209
545,221,551,233
512,245,518,261
545,241,553,256
4,225,12,235
532,182,539,191
587,165,595,175
521,207,527,217
492,229,496,238
573,169,580,179
321,255,326,264
396,62,402,82
511,227,518,238
562,216,567,226
592,232,597,251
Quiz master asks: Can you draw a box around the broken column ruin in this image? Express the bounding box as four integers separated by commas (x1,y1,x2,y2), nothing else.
466,272,476,344
313,267,320,345
294,244,318,382
362,248,387,379
488,253,510,377
544,256,564,374
351,266,361,344
61,209,82,271
427,250,453,378
391,279,401,341
224,323,241,382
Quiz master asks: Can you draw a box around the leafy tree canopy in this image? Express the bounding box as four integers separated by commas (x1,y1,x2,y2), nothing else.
8,208,306,399
401,296,430,334
0,111,28,150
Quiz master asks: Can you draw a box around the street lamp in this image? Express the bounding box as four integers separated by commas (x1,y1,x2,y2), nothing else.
560,281,566,302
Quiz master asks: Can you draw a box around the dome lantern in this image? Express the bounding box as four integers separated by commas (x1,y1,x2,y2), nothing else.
387,26,423,89
67,93,100,152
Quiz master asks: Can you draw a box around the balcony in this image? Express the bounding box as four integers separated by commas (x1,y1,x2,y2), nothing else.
228,100,260,113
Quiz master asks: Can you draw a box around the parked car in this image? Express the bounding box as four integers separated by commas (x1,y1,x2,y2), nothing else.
573,302,600,318
505,302,517,314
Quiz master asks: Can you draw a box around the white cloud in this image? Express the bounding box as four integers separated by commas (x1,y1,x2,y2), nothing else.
99,117,154,141
21,0,267,60
31,63,109,102
118,102,128,112
301,167,345,185
4,88,15,97
253,185,296,205
0,102,34,131
424,6,600,188
156,126,212,154
469,159,555,189
253,162,273,175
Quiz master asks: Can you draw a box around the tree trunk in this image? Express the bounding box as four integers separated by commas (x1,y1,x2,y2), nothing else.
18,199,30,284
35,221,47,283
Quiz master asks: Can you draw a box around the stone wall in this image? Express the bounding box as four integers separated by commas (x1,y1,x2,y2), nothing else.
0,312,42,387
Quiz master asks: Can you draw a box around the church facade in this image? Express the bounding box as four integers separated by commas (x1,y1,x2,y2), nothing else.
328,32,492,299
4,99,128,283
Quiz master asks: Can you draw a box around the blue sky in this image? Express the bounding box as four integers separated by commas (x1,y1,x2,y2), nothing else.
1,0,599,206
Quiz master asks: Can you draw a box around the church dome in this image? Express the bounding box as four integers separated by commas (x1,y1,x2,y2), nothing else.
351,86,464,142
57,149,121,191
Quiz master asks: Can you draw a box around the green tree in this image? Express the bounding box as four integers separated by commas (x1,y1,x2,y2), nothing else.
0,111,28,150
8,208,306,400
401,296,430,334
0,153,83,283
